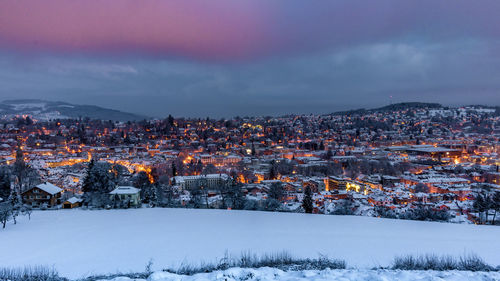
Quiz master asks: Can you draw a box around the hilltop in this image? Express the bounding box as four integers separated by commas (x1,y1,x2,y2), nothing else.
0,99,147,121
331,102,449,116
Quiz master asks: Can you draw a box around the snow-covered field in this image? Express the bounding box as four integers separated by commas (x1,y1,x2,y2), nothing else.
0,208,499,279
105,268,500,281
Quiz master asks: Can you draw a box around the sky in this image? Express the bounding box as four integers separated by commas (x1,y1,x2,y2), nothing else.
0,0,499,118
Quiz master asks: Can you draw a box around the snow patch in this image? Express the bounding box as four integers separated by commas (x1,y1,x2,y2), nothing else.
10,102,47,111
0,208,498,279
103,268,500,281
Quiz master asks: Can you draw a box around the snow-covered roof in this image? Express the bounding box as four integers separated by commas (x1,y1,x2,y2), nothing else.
109,186,140,195
35,182,63,195
65,197,83,204
408,147,459,153
173,174,230,183
421,177,469,183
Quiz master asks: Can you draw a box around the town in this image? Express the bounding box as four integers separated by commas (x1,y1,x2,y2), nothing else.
1,102,499,227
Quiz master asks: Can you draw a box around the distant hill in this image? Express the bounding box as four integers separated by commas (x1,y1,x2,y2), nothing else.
377,102,442,111
332,102,443,115
0,99,147,121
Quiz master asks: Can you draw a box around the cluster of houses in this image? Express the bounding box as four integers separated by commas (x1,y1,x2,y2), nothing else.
20,182,140,209
0,104,498,223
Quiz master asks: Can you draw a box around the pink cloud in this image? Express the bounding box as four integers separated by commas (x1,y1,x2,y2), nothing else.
0,0,276,59
1,0,499,60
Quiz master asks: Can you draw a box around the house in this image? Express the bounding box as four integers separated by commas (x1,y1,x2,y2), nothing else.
109,186,141,206
22,182,63,207
62,197,83,209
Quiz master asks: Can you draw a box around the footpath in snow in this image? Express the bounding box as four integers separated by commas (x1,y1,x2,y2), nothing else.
0,208,499,278
100,268,500,281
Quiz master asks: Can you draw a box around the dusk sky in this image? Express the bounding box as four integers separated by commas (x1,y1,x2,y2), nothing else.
1,0,499,118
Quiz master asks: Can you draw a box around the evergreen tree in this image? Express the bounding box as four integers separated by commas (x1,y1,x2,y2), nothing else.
134,171,153,203
228,183,246,210
492,192,500,225
268,182,283,201
82,161,118,207
269,161,277,180
82,159,95,193
0,166,11,200
302,186,313,213
473,193,487,223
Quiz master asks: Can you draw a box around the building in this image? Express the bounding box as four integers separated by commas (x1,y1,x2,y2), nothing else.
325,176,348,191
22,182,63,207
200,154,242,166
109,186,141,206
388,145,462,160
62,197,83,209
172,174,230,190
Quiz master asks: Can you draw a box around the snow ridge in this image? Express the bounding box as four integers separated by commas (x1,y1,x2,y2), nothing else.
99,268,500,281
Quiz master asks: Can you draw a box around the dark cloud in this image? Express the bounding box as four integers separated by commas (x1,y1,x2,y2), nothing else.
1,38,499,118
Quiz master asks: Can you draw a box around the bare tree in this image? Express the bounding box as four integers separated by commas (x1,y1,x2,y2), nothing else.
22,204,33,220
0,202,12,229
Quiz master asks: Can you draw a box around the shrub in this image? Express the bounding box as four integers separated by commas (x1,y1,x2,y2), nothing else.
330,199,355,215
0,266,65,281
375,205,452,222
262,198,281,211
243,199,260,211
458,253,495,272
392,254,495,271
163,251,346,275
374,205,398,219
400,206,451,222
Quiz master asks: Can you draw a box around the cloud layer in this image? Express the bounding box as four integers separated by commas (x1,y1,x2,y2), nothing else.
1,0,500,60
1,38,499,118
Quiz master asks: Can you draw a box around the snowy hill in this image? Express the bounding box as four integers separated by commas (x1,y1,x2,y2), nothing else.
0,208,498,279
0,99,146,121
